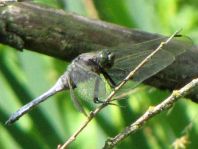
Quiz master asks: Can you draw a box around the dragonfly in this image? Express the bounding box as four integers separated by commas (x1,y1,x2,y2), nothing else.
5,34,192,125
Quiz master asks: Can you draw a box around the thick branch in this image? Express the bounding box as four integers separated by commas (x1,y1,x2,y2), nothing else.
0,2,198,101
0,2,161,60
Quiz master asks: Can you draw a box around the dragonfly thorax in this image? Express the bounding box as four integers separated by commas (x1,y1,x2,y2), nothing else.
69,49,115,74
64,49,115,88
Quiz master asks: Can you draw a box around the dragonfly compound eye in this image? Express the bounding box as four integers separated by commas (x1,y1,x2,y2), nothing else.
98,49,115,69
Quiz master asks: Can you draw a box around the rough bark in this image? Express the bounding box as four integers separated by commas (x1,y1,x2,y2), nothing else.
0,2,198,102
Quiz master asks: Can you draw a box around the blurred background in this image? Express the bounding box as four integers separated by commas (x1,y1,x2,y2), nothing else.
0,0,198,149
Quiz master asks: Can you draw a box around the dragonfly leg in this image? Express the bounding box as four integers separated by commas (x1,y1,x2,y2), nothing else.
89,59,116,88
94,97,105,103
94,97,120,107
93,77,112,104
98,65,116,87
93,77,104,104
102,70,116,88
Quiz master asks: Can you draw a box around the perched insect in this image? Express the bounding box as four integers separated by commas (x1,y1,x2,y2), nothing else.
5,35,192,125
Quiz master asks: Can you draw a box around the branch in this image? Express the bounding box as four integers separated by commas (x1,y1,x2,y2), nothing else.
0,2,161,60
0,2,198,102
103,78,198,149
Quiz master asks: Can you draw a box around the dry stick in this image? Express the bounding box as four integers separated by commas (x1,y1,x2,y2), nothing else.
59,30,181,149
103,78,198,149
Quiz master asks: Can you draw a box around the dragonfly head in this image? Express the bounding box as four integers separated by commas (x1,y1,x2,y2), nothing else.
97,49,115,69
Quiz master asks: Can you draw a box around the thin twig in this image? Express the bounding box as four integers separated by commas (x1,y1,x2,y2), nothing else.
103,78,198,149
58,30,181,149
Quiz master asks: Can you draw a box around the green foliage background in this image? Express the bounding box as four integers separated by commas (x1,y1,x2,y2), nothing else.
0,0,198,149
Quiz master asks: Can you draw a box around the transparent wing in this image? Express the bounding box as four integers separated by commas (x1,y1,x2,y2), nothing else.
67,74,88,116
108,36,192,86
69,64,109,109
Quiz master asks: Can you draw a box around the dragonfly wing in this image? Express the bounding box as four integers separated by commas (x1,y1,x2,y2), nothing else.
67,75,87,116
69,64,108,107
132,50,174,82
109,36,192,85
